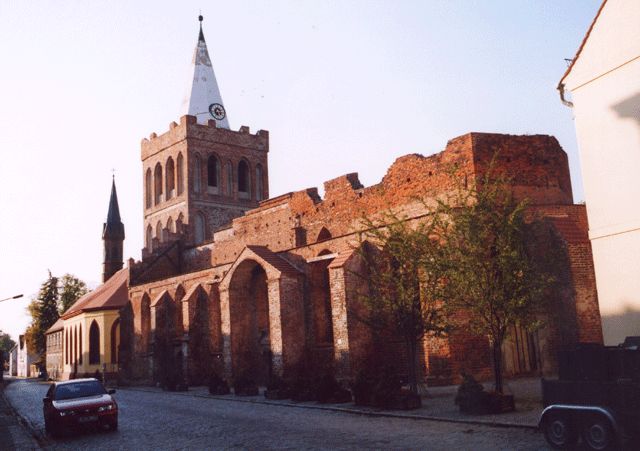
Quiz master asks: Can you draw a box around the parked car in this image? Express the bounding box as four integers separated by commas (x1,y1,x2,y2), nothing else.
43,378,118,436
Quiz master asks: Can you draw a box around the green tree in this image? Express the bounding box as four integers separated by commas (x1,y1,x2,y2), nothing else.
1,330,16,373
59,273,88,314
439,170,559,394
358,210,449,394
25,271,60,356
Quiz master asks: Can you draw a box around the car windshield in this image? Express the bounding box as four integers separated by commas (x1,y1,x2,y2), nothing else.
54,380,107,401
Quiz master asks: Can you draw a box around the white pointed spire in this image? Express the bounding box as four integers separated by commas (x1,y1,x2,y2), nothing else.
181,15,230,128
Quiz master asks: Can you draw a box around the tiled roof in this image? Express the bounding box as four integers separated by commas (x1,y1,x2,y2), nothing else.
328,248,357,269
558,0,608,86
246,245,301,277
62,268,129,319
45,318,64,334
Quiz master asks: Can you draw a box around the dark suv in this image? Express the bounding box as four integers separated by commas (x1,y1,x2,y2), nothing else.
43,378,118,436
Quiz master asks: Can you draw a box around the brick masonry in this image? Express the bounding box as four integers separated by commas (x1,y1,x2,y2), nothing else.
119,119,602,386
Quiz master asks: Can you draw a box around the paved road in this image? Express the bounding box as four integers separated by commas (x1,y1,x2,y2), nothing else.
5,378,550,450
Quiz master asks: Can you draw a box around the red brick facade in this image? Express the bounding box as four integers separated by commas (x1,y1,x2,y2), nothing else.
119,118,602,386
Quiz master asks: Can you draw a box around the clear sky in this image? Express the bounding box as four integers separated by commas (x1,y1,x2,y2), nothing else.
0,1,601,342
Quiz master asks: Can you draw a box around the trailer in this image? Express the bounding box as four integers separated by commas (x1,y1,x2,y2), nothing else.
539,341,640,450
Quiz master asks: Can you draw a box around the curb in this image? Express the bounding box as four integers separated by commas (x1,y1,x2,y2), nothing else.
120,386,539,431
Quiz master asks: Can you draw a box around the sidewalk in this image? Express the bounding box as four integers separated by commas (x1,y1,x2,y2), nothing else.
0,378,41,450
123,377,543,430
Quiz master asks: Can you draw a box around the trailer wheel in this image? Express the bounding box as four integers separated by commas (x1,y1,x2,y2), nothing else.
582,415,614,451
543,412,578,449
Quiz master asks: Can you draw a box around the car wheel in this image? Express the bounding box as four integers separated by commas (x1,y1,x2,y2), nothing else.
110,420,118,432
543,412,578,449
582,415,614,451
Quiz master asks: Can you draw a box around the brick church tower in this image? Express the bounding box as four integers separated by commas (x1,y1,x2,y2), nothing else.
141,16,269,254
102,177,125,282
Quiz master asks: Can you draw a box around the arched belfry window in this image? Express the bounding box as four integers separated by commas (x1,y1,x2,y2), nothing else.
166,157,175,200
256,164,264,201
194,213,205,244
207,155,220,191
145,169,152,209
177,153,184,196
89,320,100,365
193,154,201,194
238,160,250,198
156,221,163,243
146,224,153,251
226,161,233,196
154,163,163,205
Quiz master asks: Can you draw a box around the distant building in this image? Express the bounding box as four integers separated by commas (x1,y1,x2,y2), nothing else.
45,318,64,380
16,335,37,377
59,268,128,380
8,343,18,376
558,0,640,344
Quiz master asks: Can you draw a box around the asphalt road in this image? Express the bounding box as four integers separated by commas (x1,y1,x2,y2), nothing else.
4,378,550,450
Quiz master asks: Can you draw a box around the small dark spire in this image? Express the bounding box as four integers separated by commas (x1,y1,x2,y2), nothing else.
103,178,125,240
198,14,205,42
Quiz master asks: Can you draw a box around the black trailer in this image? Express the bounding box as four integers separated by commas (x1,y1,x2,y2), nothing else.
539,341,640,450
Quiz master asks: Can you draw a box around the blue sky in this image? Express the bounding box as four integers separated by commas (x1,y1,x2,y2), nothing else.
0,1,601,341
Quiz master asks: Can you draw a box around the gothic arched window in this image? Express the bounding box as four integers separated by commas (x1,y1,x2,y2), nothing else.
207,155,220,188
166,157,175,200
226,161,233,196
193,154,201,194
145,168,152,209
78,324,83,364
156,221,163,243
238,160,250,196
167,217,174,234
110,319,119,364
146,225,153,251
317,227,332,242
177,153,184,196
89,320,100,365
194,213,205,244
154,163,163,205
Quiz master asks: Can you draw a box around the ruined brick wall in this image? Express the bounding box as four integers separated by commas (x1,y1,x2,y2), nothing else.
125,131,598,384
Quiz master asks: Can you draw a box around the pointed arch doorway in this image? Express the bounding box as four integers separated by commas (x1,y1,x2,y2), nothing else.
228,260,271,385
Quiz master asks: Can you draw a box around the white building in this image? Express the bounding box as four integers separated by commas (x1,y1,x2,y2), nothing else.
8,343,18,376
559,0,640,345
15,335,37,377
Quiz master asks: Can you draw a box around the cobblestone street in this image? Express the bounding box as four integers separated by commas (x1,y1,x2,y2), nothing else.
4,378,549,450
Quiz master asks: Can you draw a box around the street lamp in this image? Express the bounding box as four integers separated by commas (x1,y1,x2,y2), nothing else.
0,294,23,303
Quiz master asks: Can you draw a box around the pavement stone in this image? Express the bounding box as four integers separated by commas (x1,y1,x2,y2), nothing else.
0,379,41,450
4,378,549,450
123,376,543,429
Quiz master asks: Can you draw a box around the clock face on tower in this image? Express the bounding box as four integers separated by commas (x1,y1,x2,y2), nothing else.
209,103,226,121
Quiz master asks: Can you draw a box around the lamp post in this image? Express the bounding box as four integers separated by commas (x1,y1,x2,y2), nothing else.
0,294,23,303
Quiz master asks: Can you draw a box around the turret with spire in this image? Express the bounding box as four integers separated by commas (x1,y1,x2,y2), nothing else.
102,177,125,282
181,15,230,128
